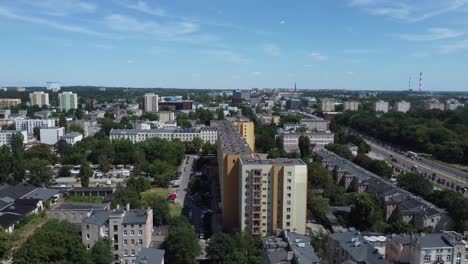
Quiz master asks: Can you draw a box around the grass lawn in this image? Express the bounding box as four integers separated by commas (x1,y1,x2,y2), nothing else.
141,187,182,217
64,196,104,203
10,213,48,249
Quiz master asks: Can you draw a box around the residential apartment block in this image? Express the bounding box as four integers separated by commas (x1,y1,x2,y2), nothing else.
217,120,307,235
142,93,159,112
109,127,218,144
234,119,255,151
29,91,49,107
0,98,21,109
343,100,359,111
315,149,452,231
40,127,65,145
386,231,468,264
156,111,175,122
374,100,390,113
424,98,445,111
82,206,153,264
395,101,411,113
58,92,78,111
0,130,27,146
256,113,280,126
15,118,56,134
320,98,335,112
446,99,465,111
280,130,334,152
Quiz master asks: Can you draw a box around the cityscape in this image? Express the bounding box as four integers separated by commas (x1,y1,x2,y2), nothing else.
1,1,468,264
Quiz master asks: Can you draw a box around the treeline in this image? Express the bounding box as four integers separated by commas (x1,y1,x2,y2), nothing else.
333,108,468,163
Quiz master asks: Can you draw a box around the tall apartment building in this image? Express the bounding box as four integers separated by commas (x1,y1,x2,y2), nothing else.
142,93,159,112
424,98,445,111
15,119,56,134
395,101,411,113
40,127,65,145
156,111,175,122
374,100,389,113
0,130,27,146
217,121,307,235
234,119,255,152
320,98,335,112
343,100,359,111
58,92,78,111
82,206,153,264
446,98,464,111
29,91,49,107
0,99,21,109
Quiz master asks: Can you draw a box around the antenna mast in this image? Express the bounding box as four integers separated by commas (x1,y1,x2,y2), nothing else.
418,72,423,93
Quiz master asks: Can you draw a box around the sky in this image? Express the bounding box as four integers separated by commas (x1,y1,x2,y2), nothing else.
1,0,468,90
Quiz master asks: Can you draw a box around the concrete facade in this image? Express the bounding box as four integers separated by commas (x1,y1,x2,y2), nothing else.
29,91,49,107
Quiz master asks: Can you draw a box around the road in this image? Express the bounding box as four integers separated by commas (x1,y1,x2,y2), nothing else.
367,140,468,192
176,155,195,205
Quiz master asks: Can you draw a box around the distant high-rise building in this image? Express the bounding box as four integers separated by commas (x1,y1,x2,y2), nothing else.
446,99,464,111
142,93,159,112
343,101,359,111
395,101,411,113
285,99,301,110
0,99,21,109
424,99,445,111
374,100,389,113
58,92,78,111
46,82,61,92
232,90,251,104
320,98,335,112
29,91,49,107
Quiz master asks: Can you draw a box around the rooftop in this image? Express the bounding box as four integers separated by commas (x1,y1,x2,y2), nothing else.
218,121,252,155
262,231,320,264
240,157,305,166
135,248,165,264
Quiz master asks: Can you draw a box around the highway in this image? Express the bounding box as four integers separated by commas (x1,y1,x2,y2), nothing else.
366,140,468,192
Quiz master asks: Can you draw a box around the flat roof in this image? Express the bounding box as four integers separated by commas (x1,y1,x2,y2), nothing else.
240,157,305,166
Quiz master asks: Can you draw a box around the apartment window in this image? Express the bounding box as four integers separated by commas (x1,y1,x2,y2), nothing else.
124,224,127,228
287,193,291,198
138,230,142,236
123,230,127,236
114,254,119,260
286,222,290,226
287,179,292,183
131,250,135,256
424,255,431,262
138,239,142,245
287,208,291,212
447,255,451,261
287,172,291,176
263,195,266,198
286,215,291,219
130,230,134,236
113,225,118,231
131,239,135,245
287,201,291,205
86,225,89,230
436,255,442,261
123,239,127,245
113,234,118,242
114,245,118,250
139,224,142,228
124,250,128,256
287,186,291,190
86,234,90,239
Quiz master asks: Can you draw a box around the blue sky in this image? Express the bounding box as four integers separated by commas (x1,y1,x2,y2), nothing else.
1,0,468,90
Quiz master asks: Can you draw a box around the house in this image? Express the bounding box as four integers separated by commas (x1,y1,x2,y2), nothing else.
262,230,320,264
135,248,165,264
48,203,110,224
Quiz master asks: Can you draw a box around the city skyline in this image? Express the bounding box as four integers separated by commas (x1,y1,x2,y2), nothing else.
1,0,468,90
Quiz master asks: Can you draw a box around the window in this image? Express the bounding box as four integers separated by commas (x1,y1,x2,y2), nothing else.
436,255,442,261
287,172,291,176
130,230,134,236
286,215,291,219
113,225,118,231
86,234,90,239
114,254,119,260
123,230,127,236
124,250,128,256
87,244,90,249
287,179,291,183
131,239,135,245
287,208,291,212
123,239,127,245
138,239,142,245
86,225,89,230
138,230,142,236
286,222,290,226
447,255,451,261
424,255,431,262
114,245,118,250
131,250,135,256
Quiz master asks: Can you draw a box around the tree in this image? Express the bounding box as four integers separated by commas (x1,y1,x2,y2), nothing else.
299,135,311,158
59,114,67,128
325,144,354,160
25,144,56,163
58,165,72,178
398,173,433,198
27,158,53,185
0,146,12,183
309,196,329,221
79,161,92,188
13,219,91,264
0,227,11,260
349,193,385,231
206,233,235,262
216,108,225,120
142,195,171,226
98,155,111,173
11,133,25,182
90,239,113,264
56,139,72,159
68,123,85,135
164,216,201,264
33,127,40,140
146,160,176,188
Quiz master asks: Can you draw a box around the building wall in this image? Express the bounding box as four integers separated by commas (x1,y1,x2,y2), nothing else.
0,99,21,109
143,93,159,112
234,121,255,152
0,130,27,146
395,101,411,113
59,92,78,111
29,92,49,107
374,101,390,113
40,127,65,145
343,101,359,111
15,119,56,134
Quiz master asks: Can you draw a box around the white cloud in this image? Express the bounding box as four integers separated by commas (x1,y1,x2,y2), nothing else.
105,14,198,37
127,60,134,64
307,52,328,61
397,28,463,41
440,39,468,53
0,6,108,37
205,50,250,64
262,44,280,56
343,49,378,54
348,0,468,22
25,0,96,16
118,0,166,17
280,20,286,24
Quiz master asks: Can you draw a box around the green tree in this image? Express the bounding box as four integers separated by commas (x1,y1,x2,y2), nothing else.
79,161,92,188
11,133,25,182
90,239,113,264
398,173,433,198
299,135,311,158
325,144,354,160
0,146,12,183
206,233,235,262
349,193,385,231
216,108,225,120
25,144,56,163
58,165,72,178
27,158,53,185
309,196,329,221
98,155,112,173
0,227,11,260
56,139,72,159
13,219,91,264
33,127,40,140
164,216,201,264
68,123,85,135
142,195,171,226
146,160,176,188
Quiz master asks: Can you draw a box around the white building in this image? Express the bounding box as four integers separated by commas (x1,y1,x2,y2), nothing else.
374,100,389,113
40,127,65,145
395,101,411,113
60,132,83,145
29,91,49,107
280,131,335,152
424,99,445,111
300,116,329,132
156,111,175,122
446,99,464,111
320,98,336,112
58,92,78,111
0,130,27,146
109,127,217,144
200,127,218,144
142,93,159,112
343,101,359,111
46,82,61,92
15,119,56,134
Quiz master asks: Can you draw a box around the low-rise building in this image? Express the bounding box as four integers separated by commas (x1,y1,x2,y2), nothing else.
395,101,411,113
0,130,27,146
48,203,111,224
280,131,334,152
14,118,56,134
0,110,11,119
156,111,175,122
328,230,390,264
262,230,320,264
256,113,280,126
374,100,389,113
300,116,329,132
40,127,65,145
446,99,464,111
343,101,359,111
424,99,445,111
135,248,165,264
82,206,153,264
0,98,21,109
109,127,217,144
60,132,83,145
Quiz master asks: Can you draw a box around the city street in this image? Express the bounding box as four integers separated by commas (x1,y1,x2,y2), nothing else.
175,155,195,205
